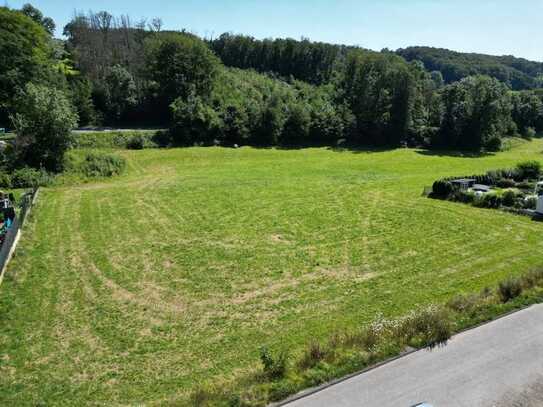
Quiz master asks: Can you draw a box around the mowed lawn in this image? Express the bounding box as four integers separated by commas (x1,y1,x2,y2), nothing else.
1,140,543,404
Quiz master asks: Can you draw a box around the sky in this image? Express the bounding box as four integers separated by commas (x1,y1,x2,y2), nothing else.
5,0,543,61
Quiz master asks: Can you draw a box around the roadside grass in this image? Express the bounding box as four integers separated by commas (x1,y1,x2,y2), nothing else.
0,140,543,405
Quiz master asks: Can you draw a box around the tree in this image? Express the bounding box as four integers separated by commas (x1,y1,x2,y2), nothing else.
102,65,138,122
511,91,543,136
145,32,220,115
341,51,419,146
170,93,221,146
0,6,51,127
69,77,96,126
281,101,311,145
12,83,78,171
20,3,55,35
437,76,512,151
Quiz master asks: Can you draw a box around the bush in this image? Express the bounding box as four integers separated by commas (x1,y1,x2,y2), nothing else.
452,190,475,203
498,278,523,303
519,269,543,290
496,178,516,188
523,196,537,210
501,189,517,207
523,127,537,140
446,294,480,313
516,161,542,180
73,152,126,178
126,134,146,150
12,83,78,172
394,305,452,349
474,193,502,208
72,131,159,149
259,347,288,380
11,167,52,188
298,341,328,370
0,172,12,188
432,180,454,198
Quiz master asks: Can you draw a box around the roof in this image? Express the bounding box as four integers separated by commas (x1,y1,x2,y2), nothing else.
451,178,476,183
472,184,491,192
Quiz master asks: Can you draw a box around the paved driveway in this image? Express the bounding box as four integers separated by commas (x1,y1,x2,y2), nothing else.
286,304,543,407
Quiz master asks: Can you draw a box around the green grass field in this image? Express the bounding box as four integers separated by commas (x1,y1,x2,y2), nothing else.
1,140,543,404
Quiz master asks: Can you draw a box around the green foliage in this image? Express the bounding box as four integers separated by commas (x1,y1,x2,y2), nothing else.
2,142,543,405
11,167,52,188
501,189,517,207
496,178,516,188
20,3,55,35
100,65,138,123
0,172,12,188
516,160,541,180
511,92,543,136
497,278,523,303
394,305,453,349
69,77,96,126
523,196,537,210
170,94,222,146
126,134,146,150
437,76,512,151
341,51,419,146
145,32,220,114
0,6,51,126
12,82,78,172
66,151,126,178
71,131,160,149
210,33,346,85
431,180,454,198
397,46,543,90
259,347,288,380
298,341,328,370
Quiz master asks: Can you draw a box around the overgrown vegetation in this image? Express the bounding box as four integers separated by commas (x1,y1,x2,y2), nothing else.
64,150,126,178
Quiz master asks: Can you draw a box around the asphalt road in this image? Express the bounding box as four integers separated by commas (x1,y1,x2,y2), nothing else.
286,304,543,407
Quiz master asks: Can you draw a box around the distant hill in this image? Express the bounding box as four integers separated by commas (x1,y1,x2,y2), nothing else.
397,46,543,90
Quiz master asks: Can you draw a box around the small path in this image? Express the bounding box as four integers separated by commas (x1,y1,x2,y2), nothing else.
286,304,543,407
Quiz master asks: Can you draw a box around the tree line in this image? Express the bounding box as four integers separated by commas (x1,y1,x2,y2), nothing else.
397,46,543,91
1,4,543,175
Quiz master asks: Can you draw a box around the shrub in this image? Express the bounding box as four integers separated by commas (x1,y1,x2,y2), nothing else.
12,83,78,172
0,172,12,188
519,269,543,290
452,190,475,203
259,347,288,380
501,189,517,207
497,278,523,303
474,193,502,208
523,196,537,210
76,152,126,178
432,180,454,198
523,127,537,140
298,341,328,370
11,167,52,188
496,178,516,188
394,305,452,349
446,294,480,313
516,161,541,180
126,134,146,150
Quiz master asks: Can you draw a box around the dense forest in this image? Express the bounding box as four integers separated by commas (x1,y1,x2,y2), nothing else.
397,46,543,90
1,4,543,177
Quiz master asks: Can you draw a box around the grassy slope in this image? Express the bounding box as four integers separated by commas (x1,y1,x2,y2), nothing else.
1,141,543,405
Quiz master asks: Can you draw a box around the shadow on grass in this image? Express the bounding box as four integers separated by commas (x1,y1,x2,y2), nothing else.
415,149,496,158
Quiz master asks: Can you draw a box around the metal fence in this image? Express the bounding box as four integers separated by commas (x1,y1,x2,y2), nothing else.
0,188,39,285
